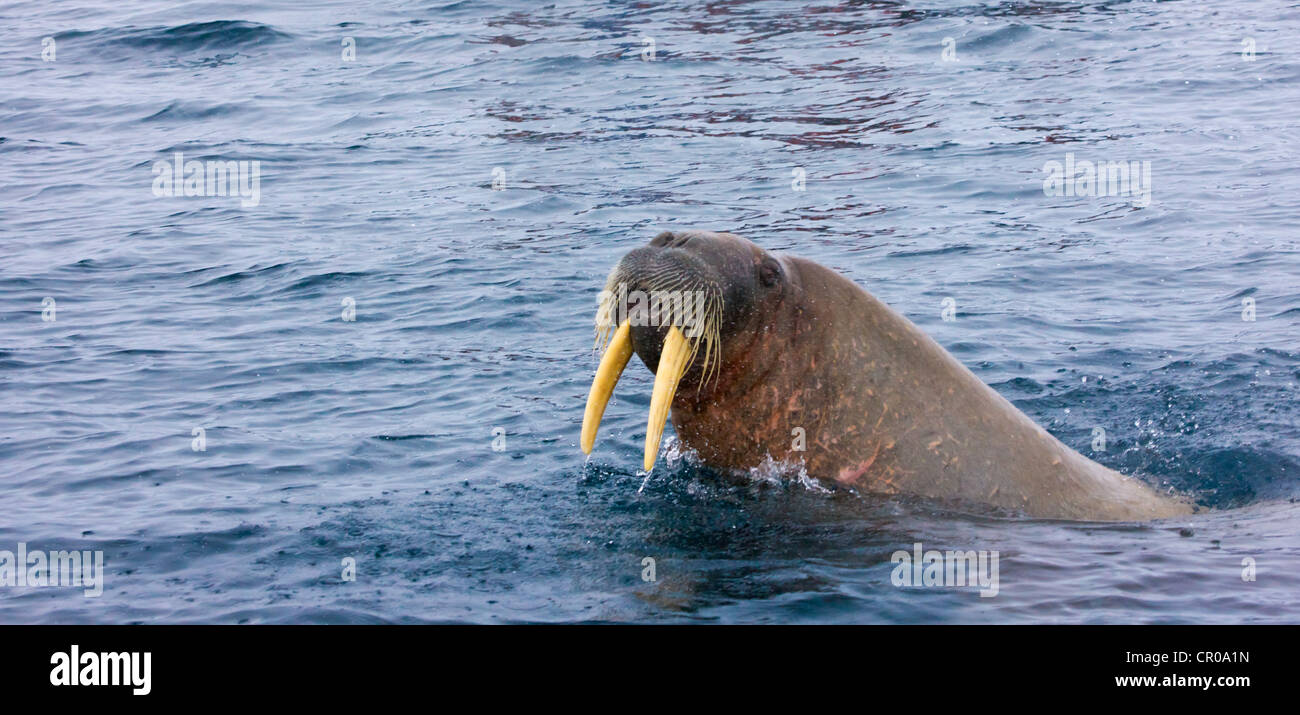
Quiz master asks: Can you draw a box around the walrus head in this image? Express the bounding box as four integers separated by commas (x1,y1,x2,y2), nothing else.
581,230,798,471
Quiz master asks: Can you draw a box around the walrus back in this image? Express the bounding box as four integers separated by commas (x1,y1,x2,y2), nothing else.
789,257,1192,521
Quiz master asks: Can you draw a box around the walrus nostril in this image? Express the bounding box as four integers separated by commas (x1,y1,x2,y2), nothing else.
650,231,676,248
650,231,693,249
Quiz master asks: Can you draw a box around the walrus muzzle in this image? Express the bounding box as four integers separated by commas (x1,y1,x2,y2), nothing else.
581,243,723,471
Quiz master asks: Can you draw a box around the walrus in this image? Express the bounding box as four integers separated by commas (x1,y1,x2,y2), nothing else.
580,230,1193,521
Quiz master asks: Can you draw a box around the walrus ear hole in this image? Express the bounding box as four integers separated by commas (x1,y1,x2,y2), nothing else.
759,259,781,288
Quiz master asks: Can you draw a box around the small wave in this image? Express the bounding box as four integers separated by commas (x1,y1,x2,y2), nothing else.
659,435,703,472
57,20,290,57
141,101,250,123
742,454,832,494
187,262,294,289
657,437,831,495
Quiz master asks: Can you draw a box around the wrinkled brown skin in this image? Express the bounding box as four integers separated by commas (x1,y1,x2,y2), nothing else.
620,231,1193,521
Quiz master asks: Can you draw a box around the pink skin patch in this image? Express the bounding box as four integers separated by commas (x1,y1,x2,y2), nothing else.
835,444,882,485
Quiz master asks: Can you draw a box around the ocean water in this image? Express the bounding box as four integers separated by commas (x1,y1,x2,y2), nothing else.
1,0,1298,623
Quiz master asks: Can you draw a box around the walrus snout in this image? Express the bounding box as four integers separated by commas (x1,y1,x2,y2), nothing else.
584,233,736,471
612,249,721,381
615,238,715,295
607,240,723,337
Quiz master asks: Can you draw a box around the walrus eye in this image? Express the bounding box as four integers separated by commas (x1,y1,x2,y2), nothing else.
759,258,781,288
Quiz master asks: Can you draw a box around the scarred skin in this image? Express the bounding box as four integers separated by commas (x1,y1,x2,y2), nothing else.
617,230,1192,521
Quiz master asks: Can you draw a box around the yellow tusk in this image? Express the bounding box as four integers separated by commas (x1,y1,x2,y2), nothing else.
581,321,633,454
644,326,690,472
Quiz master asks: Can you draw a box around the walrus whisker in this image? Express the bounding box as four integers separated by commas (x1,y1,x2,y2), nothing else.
592,267,723,392
585,265,725,467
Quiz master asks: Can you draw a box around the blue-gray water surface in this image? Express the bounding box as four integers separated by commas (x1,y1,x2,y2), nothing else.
2,0,1298,623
